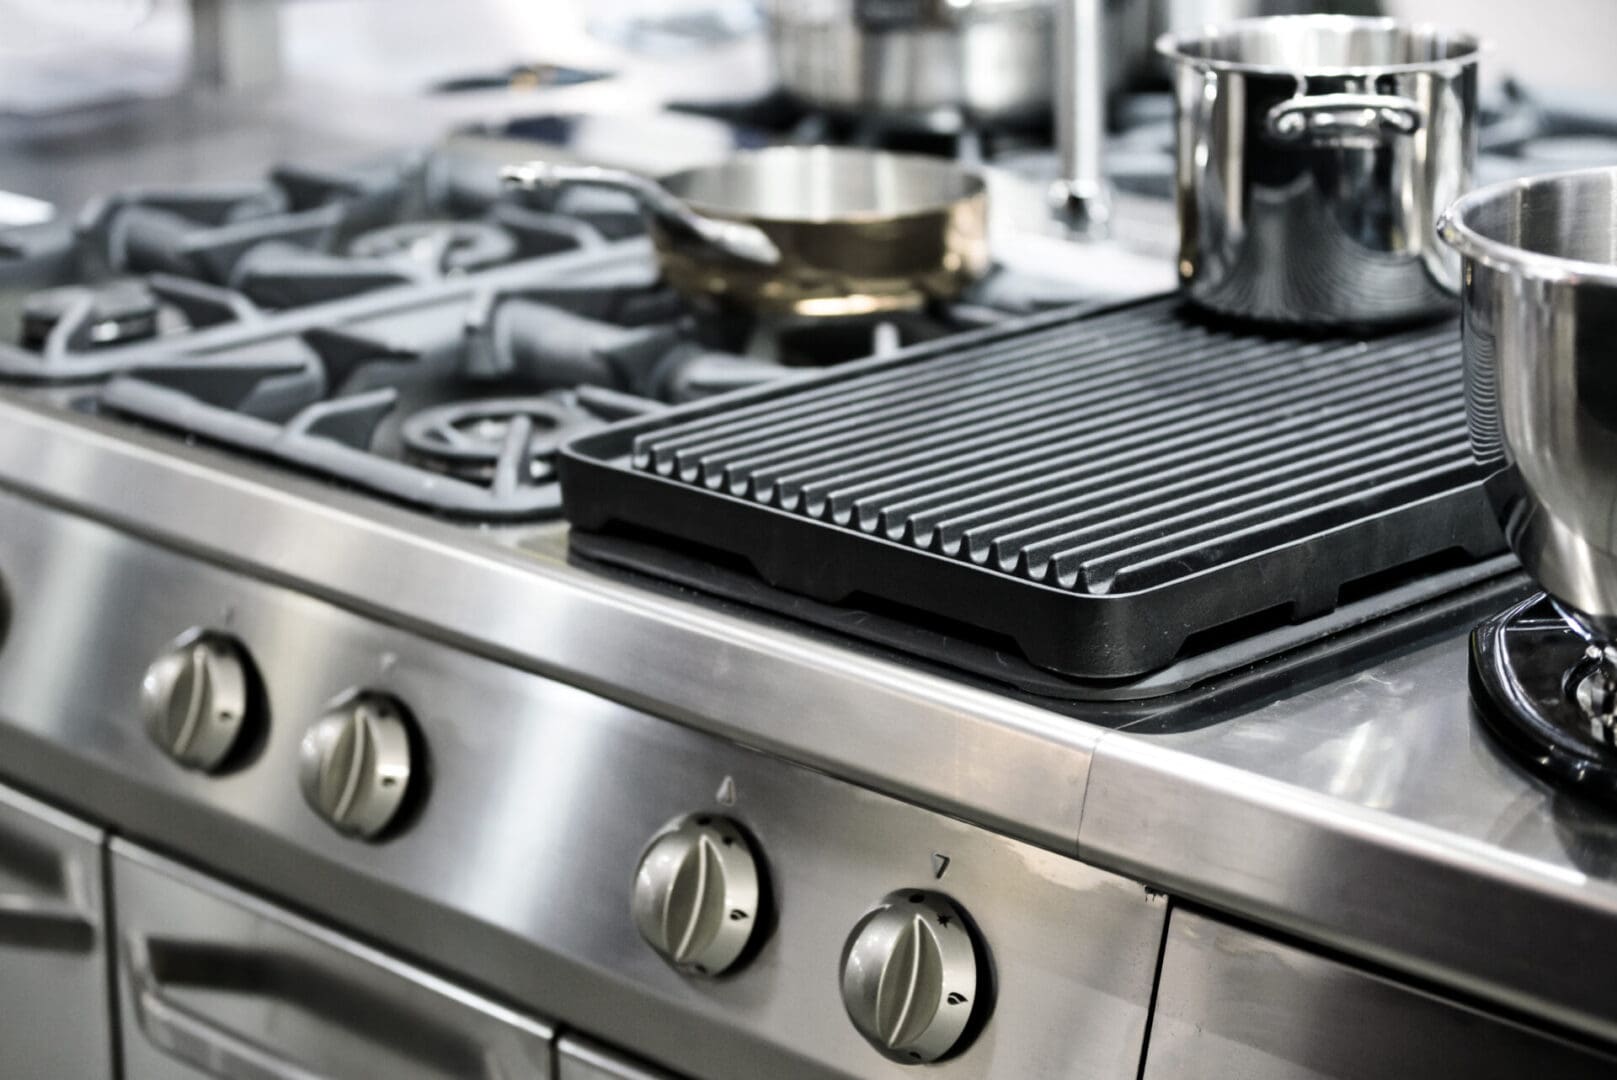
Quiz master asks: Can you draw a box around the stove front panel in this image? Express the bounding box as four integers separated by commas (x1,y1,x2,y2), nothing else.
0,487,1165,1080
1142,909,1617,1080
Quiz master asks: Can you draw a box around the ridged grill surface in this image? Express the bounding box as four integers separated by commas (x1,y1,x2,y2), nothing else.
629,298,1480,597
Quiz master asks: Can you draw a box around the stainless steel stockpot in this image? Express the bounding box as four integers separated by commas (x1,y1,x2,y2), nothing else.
765,0,1059,125
1438,167,1617,632
1157,16,1482,327
764,0,1379,126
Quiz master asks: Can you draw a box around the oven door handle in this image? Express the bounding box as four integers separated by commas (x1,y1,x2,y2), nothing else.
126,934,332,1080
122,926,550,1080
0,889,96,951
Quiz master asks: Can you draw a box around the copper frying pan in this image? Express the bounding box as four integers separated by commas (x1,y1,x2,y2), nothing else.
502,146,989,319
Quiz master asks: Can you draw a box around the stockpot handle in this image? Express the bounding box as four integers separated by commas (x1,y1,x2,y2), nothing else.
500,160,781,266
1266,93,1424,142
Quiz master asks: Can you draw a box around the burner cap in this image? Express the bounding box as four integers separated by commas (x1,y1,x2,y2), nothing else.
348,221,517,276
1472,593,1617,808
400,393,596,484
21,280,161,349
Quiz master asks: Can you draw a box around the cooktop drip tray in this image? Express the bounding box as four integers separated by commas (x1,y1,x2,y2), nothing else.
560,296,1508,680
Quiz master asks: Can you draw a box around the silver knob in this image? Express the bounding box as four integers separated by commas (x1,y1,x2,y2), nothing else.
841,890,981,1065
631,814,761,976
141,631,253,772
298,692,414,840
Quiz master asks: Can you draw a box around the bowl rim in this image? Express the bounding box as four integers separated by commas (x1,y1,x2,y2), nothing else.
1438,165,1617,287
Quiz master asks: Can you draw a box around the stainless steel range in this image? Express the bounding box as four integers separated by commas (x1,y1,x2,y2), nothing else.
3,57,1617,1080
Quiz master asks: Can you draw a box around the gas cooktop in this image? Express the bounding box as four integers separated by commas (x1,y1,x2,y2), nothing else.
0,139,1527,697
2,75,1617,1080
0,147,1101,520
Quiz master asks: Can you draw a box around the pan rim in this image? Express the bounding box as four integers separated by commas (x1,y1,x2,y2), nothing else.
660,146,988,226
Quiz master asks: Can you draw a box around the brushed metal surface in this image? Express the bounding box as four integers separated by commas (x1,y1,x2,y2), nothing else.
631,814,761,977
111,839,556,1080
557,1034,677,1080
1142,909,1617,1079
1081,632,1617,1046
1439,167,1617,631
0,782,113,1080
0,392,1094,856
0,490,1162,1079
1158,16,1481,326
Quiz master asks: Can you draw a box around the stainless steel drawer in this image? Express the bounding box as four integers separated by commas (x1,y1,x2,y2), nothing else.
0,781,113,1080
110,840,555,1079
1143,909,1617,1080
557,1034,678,1080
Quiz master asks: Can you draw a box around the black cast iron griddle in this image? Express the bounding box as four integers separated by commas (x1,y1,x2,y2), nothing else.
559,295,1508,680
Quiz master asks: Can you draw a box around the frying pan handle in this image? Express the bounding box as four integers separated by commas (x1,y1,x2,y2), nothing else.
500,161,781,266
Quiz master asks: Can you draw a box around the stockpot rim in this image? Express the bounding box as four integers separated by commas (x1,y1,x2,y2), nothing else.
1438,165,1617,288
1154,14,1483,79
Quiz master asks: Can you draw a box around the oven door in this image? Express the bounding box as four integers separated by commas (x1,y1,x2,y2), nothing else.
109,839,555,1079
1143,908,1617,1079
0,781,114,1080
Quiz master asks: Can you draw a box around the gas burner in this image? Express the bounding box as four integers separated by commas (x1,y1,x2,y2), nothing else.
21,281,161,349
401,393,597,484
349,222,518,277
1472,594,1617,808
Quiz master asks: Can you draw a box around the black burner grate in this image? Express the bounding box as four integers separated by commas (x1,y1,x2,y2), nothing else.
562,297,1509,679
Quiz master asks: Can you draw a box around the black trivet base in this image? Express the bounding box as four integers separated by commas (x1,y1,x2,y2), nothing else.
1471,593,1617,807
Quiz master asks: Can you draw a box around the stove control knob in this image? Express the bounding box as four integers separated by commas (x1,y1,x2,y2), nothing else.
841,890,982,1065
631,814,761,976
141,631,254,773
299,692,414,840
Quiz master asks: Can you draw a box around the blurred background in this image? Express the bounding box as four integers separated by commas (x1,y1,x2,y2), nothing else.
5,0,1609,109
2,0,1613,226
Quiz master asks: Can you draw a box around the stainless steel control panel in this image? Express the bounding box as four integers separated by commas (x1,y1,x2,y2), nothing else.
0,489,1167,1079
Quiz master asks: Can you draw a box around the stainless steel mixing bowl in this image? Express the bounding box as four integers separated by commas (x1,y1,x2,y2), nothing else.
1439,166,1617,632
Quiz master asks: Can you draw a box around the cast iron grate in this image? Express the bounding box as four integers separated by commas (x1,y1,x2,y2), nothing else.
561,297,1508,679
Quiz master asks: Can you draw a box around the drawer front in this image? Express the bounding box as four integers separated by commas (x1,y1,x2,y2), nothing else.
1143,909,1617,1080
0,781,112,1080
111,840,555,1079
